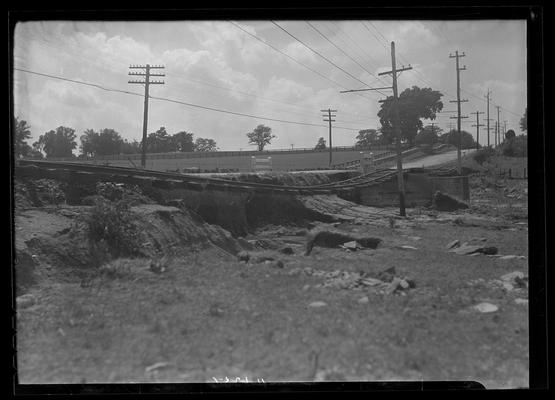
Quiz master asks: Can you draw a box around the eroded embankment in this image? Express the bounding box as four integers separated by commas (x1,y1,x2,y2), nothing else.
13,170,369,293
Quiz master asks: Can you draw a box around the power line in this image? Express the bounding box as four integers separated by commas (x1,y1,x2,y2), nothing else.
304,21,385,92
14,67,367,132
271,21,380,91
229,21,376,104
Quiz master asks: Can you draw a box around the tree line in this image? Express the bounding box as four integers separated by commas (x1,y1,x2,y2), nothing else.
13,119,218,159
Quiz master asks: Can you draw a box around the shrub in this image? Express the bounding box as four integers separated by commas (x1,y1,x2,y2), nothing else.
501,135,527,157
473,146,496,165
85,197,140,258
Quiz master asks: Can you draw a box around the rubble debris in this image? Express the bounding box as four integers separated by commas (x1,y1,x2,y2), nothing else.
514,298,528,306
446,239,460,249
16,294,36,309
145,362,175,373
472,302,498,313
266,260,284,269
358,296,369,304
386,277,403,294
450,242,498,256
432,191,469,211
308,301,327,308
302,284,311,291
397,245,418,250
279,246,294,255
305,230,381,255
253,255,275,264
209,303,225,317
499,255,526,260
237,251,250,263
500,271,525,283
287,267,302,277
377,267,396,283
342,241,359,250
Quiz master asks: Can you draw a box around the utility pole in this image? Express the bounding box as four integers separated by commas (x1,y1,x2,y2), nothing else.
378,42,412,217
129,64,165,168
321,108,337,166
496,106,501,146
449,50,468,174
484,90,492,147
471,111,485,150
503,120,508,141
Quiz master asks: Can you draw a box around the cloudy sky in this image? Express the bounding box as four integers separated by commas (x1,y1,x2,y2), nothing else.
13,19,526,152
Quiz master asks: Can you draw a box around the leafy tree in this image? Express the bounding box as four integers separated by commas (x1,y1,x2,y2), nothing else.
354,129,381,148
146,126,174,153
314,137,326,150
246,124,276,151
194,137,218,152
415,125,442,146
440,129,476,149
378,86,443,146
505,129,516,141
519,108,527,132
121,139,141,154
33,126,77,158
13,116,33,158
501,134,527,157
80,128,124,157
171,131,195,152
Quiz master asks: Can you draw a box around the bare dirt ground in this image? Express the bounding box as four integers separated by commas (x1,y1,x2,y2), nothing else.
14,157,528,388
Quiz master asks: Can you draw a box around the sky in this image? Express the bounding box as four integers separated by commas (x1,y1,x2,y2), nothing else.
13,19,527,152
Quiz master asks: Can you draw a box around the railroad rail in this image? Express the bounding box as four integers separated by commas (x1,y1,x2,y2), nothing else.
16,159,403,195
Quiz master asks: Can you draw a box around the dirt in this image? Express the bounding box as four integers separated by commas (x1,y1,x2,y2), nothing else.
13,159,529,388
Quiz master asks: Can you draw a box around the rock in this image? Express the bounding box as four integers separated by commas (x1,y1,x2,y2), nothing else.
399,279,410,289
446,239,460,249
279,246,294,255
360,277,382,287
386,277,402,295
237,251,250,263
358,296,369,304
472,302,498,313
514,276,528,289
303,267,315,276
500,271,525,282
253,255,275,264
499,255,525,260
302,284,311,291
287,268,302,277
268,260,284,269
343,241,359,250
479,246,498,255
209,303,225,317
502,282,514,291
398,245,418,250
514,298,528,305
432,191,469,211
308,301,327,308
377,267,396,283
16,294,36,309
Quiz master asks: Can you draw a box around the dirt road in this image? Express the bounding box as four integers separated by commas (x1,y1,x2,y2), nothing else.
396,149,476,170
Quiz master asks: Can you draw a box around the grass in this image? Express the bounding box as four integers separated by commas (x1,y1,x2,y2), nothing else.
17,215,529,386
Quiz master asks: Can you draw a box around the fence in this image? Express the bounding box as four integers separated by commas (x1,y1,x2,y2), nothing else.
496,167,527,179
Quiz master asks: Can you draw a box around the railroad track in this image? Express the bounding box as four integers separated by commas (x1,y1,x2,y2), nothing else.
16,159,402,195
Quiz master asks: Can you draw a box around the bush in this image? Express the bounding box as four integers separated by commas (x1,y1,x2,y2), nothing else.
501,135,527,157
473,146,496,165
85,197,140,258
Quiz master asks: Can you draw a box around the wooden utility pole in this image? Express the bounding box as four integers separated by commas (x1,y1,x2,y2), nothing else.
496,106,501,147
471,111,485,150
129,64,165,168
378,42,412,217
484,90,492,147
321,108,337,166
449,50,468,174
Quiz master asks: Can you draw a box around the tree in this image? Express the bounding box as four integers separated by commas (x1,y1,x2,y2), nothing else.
354,129,381,148
246,124,276,151
440,129,476,149
415,125,442,146
80,128,124,157
314,137,326,150
519,108,527,132
146,126,174,153
505,129,516,141
121,139,141,154
33,126,77,158
171,131,195,152
378,86,443,146
194,137,218,152
13,116,32,158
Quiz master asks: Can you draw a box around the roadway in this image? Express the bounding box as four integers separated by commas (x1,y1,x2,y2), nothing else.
396,149,476,170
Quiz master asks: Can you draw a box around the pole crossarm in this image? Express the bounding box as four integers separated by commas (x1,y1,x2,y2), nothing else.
378,65,412,76
449,99,469,103
340,87,392,93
